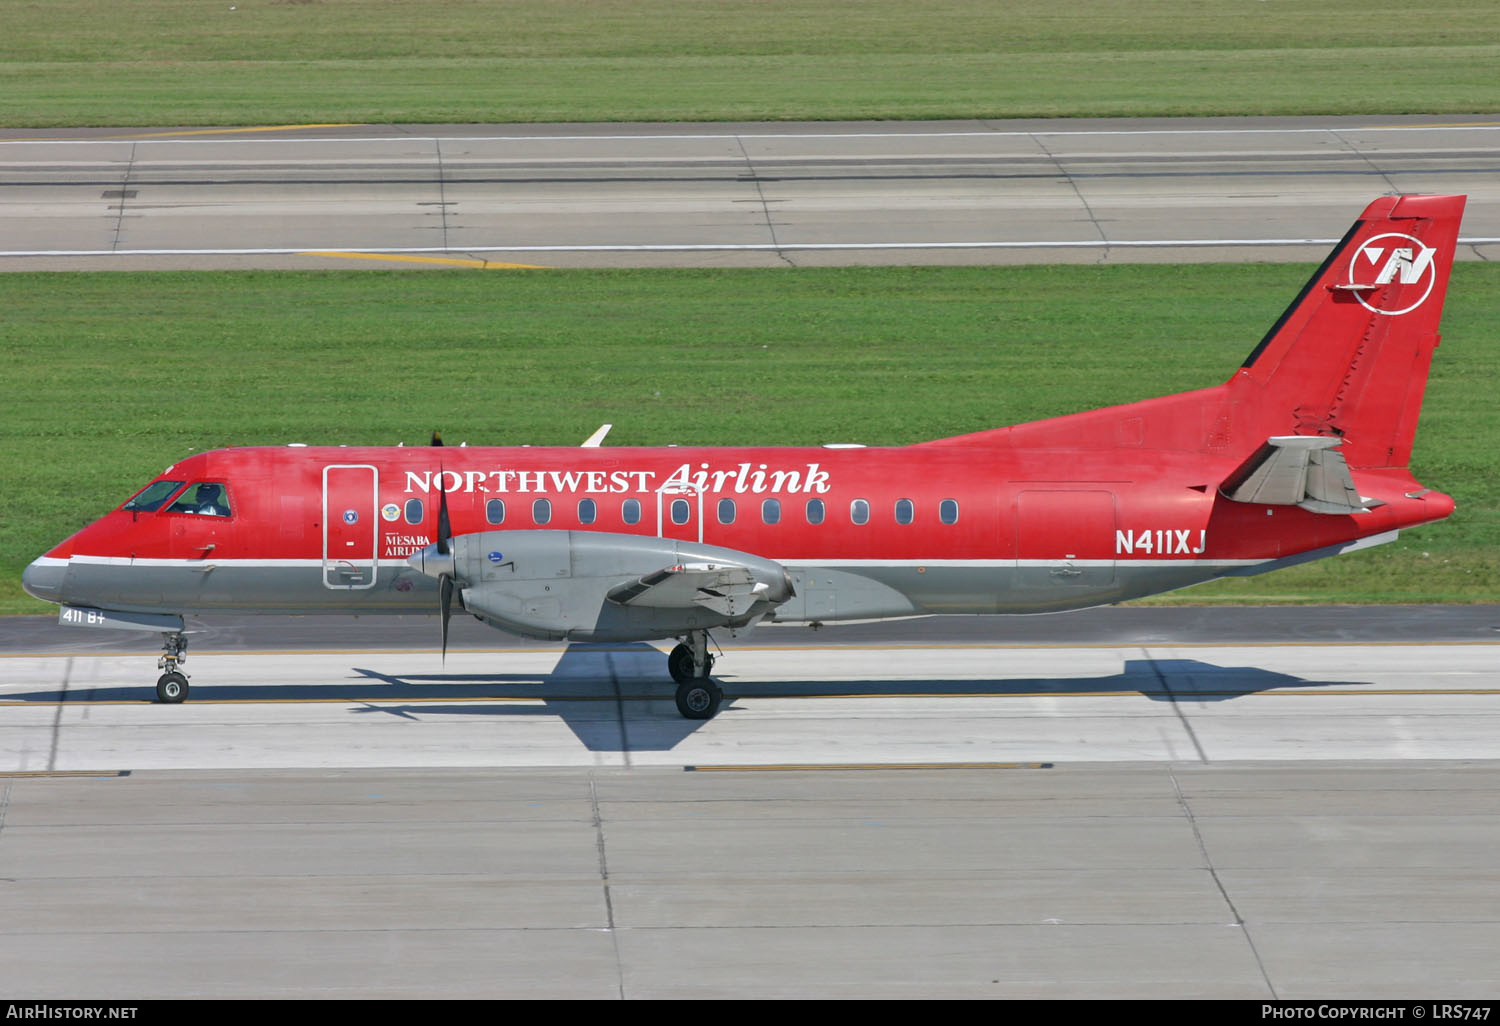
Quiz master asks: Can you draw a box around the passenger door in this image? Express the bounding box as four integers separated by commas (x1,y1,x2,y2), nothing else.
323,464,378,589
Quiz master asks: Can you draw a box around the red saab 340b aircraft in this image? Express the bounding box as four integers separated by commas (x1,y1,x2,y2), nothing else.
24,195,1464,718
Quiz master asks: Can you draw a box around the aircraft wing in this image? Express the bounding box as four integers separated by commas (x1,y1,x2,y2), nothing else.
1221,436,1375,514
608,563,771,617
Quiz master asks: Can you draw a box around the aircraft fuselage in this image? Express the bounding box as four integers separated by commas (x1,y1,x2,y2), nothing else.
25,439,1449,638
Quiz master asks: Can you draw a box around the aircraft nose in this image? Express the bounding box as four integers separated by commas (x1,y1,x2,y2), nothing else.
21,557,66,604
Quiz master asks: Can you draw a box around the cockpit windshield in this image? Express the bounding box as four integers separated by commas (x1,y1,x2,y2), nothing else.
167,482,232,517
121,480,185,513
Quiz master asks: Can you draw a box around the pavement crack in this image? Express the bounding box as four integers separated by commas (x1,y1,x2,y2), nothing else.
109,144,137,252
1329,128,1401,196
434,138,451,252
735,135,795,267
1169,767,1278,999
589,775,626,999
1030,132,1110,263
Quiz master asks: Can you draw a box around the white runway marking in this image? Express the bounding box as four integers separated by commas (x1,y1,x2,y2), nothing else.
0,239,1347,257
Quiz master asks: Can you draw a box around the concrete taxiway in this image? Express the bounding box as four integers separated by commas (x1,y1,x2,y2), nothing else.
3,116,1499,270
2,762,1498,999
2,615,1499,771
0,609,1497,997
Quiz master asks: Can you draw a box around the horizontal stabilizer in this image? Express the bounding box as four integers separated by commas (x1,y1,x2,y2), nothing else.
1221,436,1373,515
608,563,771,617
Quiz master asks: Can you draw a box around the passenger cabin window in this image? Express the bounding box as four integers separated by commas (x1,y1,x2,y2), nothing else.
895,498,914,525
578,499,597,524
671,498,691,526
405,498,424,524
806,498,825,525
122,480,184,513
622,498,642,525
533,498,552,525
717,498,736,525
485,499,505,525
762,498,781,525
851,499,870,525
167,482,231,517
940,499,959,525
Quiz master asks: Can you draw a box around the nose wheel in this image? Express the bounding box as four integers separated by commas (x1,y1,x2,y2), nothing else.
668,631,721,719
156,671,189,703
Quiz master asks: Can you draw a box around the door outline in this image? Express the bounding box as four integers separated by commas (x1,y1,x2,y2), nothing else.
322,464,379,589
1014,489,1117,587
656,483,703,544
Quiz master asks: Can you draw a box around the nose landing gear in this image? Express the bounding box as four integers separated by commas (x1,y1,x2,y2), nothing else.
668,629,721,719
156,631,190,703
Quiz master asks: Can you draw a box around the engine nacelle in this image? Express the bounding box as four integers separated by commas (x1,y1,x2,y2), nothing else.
409,530,794,641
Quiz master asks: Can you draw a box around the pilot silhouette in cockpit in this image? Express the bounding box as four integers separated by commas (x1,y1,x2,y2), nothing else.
190,483,230,516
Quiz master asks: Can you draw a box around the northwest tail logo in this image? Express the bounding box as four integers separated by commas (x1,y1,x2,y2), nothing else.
1349,232,1438,315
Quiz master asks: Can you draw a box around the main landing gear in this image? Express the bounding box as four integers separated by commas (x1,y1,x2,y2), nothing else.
156,631,190,703
667,629,721,719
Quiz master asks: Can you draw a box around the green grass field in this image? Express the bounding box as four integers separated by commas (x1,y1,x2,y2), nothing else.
2,264,1495,612
2,0,1499,126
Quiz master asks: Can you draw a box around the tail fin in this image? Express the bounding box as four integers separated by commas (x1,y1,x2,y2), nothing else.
1232,194,1465,469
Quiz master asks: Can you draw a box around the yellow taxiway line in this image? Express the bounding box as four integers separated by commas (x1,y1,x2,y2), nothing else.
301,250,549,270
0,770,130,778
1365,120,1500,130
685,762,1053,772
110,124,367,140
3,640,1497,660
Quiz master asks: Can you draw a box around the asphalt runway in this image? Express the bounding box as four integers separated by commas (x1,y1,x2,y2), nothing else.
4,115,1500,270
1,608,1498,997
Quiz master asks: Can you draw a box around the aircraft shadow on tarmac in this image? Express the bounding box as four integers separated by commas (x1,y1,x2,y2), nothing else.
13,643,1366,753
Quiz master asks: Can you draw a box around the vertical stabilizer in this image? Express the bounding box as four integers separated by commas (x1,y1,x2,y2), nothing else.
1232,194,1465,469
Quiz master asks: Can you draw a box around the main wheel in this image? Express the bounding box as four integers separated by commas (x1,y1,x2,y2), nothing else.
156,671,189,704
675,679,723,720
667,643,695,683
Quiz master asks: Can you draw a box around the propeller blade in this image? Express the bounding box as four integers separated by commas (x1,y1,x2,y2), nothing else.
439,573,454,663
436,466,452,556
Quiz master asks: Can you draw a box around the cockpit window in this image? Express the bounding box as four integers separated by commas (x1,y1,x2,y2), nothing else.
166,481,232,517
121,480,185,513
